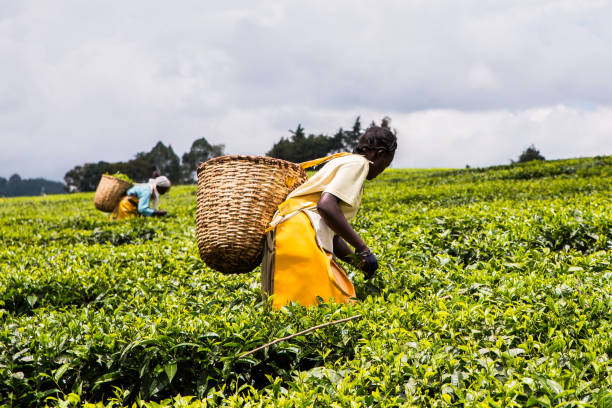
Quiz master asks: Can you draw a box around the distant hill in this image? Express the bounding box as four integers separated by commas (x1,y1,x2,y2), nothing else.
0,174,65,197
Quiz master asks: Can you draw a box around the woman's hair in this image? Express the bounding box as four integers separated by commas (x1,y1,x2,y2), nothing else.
353,116,398,154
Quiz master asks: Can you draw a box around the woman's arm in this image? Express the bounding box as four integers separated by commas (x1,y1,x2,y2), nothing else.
133,186,155,217
317,192,368,253
332,235,353,262
133,185,166,216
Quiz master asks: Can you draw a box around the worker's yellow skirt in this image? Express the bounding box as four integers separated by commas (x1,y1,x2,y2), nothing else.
262,209,356,310
110,196,139,221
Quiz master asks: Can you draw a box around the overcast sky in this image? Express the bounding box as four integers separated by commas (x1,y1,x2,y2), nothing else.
1,0,612,181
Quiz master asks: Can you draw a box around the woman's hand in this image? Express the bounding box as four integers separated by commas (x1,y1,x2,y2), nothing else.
153,210,167,217
334,239,379,279
358,249,378,279
321,192,379,278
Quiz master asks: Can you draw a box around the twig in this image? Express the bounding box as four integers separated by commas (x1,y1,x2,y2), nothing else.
239,314,363,359
440,290,467,300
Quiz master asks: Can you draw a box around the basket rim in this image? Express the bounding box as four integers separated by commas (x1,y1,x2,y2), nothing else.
197,155,303,176
100,174,134,187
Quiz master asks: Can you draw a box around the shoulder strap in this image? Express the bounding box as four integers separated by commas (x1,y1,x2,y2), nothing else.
299,152,352,170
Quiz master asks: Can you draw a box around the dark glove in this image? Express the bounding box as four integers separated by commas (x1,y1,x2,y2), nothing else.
153,210,167,217
359,250,378,279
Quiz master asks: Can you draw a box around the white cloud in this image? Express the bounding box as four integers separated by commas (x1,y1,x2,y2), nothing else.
0,1,611,180
468,63,500,92
395,105,612,168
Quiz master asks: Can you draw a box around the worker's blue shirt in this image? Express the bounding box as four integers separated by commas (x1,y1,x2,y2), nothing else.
126,184,155,216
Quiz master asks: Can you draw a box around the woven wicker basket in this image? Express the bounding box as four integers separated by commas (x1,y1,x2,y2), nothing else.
94,175,133,212
196,155,308,274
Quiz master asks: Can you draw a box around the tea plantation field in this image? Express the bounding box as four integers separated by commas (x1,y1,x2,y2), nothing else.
2,156,612,407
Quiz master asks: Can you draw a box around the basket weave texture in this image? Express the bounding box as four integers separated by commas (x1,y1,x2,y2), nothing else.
196,155,308,274
94,175,133,212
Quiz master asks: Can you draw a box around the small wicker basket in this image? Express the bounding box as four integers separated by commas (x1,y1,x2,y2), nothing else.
94,175,133,212
196,155,308,274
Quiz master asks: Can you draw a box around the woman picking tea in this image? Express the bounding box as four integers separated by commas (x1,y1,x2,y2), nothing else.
110,176,171,220
262,119,397,309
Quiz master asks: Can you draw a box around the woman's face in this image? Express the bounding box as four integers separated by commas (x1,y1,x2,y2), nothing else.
366,150,395,180
157,185,171,195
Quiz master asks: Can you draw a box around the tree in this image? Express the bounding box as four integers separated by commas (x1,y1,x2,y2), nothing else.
181,137,225,183
332,116,361,153
8,174,21,184
266,124,344,163
64,141,181,192
64,162,116,192
266,117,365,163
145,142,181,183
516,144,545,163
0,174,64,197
64,166,83,190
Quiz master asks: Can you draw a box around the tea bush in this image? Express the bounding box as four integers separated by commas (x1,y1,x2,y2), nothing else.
1,156,612,407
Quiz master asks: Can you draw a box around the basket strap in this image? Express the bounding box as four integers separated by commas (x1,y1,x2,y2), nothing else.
265,153,352,233
265,201,317,233
299,152,351,170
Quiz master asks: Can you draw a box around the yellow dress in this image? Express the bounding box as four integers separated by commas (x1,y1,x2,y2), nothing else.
262,153,369,310
109,196,139,220
263,197,356,309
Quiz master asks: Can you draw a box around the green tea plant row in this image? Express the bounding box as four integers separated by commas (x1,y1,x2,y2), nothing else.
1,156,612,407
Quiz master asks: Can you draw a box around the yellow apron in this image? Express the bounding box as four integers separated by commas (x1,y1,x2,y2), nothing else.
110,196,139,221
263,152,356,309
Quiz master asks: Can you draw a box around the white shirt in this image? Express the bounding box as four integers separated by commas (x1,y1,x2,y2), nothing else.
286,154,370,252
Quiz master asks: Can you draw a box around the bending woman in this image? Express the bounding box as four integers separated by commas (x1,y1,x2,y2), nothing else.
262,121,397,309
110,176,171,220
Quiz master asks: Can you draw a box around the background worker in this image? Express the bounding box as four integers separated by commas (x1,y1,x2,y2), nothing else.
262,118,397,309
110,175,171,220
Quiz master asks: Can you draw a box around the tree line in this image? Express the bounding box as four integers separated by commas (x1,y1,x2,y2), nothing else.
9,116,546,196
64,117,365,192
0,175,65,197
266,117,364,163
64,138,225,192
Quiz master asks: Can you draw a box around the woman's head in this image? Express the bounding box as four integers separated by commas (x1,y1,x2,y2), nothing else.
354,117,397,180
153,176,172,195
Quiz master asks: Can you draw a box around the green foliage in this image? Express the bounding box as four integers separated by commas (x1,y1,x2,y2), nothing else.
266,124,340,163
64,142,180,192
181,138,225,184
2,155,612,407
338,115,362,152
516,144,546,163
266,117,362,163
144,142,181,183
104,173,134,184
